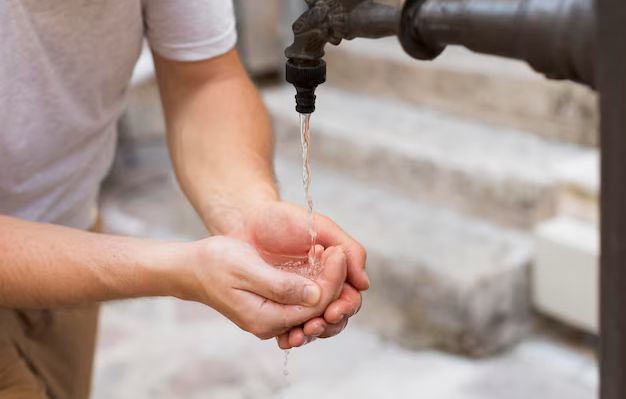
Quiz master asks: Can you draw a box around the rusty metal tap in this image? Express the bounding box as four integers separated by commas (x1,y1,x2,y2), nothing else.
284,0,596,113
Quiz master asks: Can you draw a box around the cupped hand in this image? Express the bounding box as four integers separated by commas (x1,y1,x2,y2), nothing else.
228,201,368,348
182,235,346,339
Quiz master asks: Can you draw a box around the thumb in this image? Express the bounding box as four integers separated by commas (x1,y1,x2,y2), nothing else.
313,246,348,306
241,260,322,307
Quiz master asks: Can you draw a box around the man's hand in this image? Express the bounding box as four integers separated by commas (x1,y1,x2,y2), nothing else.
228,201,368,348
154,49,368,346
0,215,348,342
180,236,347,339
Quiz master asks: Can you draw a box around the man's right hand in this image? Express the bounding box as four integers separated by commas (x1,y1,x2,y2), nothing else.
176,236,347,339
0,216,345,340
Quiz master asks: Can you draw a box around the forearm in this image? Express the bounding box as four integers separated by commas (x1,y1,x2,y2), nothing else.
155,50,279,235
0,215,185,308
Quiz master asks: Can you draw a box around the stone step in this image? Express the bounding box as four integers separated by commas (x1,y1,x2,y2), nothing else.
324,38,598,147
275,155,533,357
264,85,594,230
94,297,597,399
533,216,599,334
553,152,599,224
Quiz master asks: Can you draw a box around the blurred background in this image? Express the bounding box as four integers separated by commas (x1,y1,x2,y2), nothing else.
93,1,599,398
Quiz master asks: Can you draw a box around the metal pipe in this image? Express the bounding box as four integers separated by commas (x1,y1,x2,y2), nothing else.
598,0,626,396
343,1,401,39
402,0,596,87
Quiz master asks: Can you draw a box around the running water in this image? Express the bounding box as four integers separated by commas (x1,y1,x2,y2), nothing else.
300,113,319,273
280,348,291,398
275,113,320,278
283,350,290,377
279,113,320,395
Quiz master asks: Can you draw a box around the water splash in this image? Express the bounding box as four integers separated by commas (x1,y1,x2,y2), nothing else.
274,257,317,279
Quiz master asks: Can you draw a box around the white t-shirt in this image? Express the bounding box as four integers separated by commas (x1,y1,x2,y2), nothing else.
0,0,237,229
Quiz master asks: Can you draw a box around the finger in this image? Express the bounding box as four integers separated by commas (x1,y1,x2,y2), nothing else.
242,248,348,338
302,317,327,337
288,327,307,347
239,260,322,306
318,318,348,339
249,202,368,291
277,247,347,325
276,334,292,350
316,216,369,291
314,247,348,304
324,283,362,324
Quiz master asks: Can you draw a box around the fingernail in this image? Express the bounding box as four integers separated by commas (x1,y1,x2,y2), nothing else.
304,285,321,305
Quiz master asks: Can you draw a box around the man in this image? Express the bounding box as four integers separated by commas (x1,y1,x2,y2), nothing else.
0,1,368,398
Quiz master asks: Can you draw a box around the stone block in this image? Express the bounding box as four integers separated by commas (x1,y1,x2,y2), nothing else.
325,38,598,147
265,85,593,229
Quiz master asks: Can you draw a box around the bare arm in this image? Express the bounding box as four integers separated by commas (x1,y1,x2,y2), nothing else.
0,215,184,308
0,51,277,310
155,49,369,348
0,215,335,339
153,49,278,235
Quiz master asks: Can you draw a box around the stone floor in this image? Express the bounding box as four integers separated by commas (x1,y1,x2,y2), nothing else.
92,298,598,399
93,136,598,398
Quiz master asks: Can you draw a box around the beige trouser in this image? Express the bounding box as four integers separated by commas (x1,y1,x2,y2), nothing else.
0,305,99,399
0,219,101,399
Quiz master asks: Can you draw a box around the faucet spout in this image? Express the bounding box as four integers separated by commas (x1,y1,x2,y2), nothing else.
284,0,596,115
285,0,402,113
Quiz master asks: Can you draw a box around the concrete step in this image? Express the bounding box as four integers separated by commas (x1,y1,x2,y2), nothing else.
553,152,599,224
533,216,599,334
94,297,597,399
324,38,598,147
264,85,594,230
100,138,533,356
275,155,533,357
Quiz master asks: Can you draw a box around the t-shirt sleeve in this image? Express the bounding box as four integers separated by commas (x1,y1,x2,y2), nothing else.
143,0,237,61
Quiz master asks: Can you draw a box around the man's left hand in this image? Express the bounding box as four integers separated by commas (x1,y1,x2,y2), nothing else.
229,201,368,348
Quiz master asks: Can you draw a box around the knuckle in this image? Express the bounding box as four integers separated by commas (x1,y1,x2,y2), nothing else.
231,265,249,283
273,279,298,302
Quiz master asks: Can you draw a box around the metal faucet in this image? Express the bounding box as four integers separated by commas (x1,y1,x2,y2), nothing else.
285,0,596,113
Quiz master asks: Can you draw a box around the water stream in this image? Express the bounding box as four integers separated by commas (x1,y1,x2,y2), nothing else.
300,113,319,273
281,112,319,394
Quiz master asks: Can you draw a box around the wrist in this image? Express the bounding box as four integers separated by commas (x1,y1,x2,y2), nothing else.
164,236,230,305
138,240,197,300
202,184,279,236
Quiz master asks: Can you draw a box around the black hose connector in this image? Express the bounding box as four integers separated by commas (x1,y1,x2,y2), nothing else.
286,59,327,114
